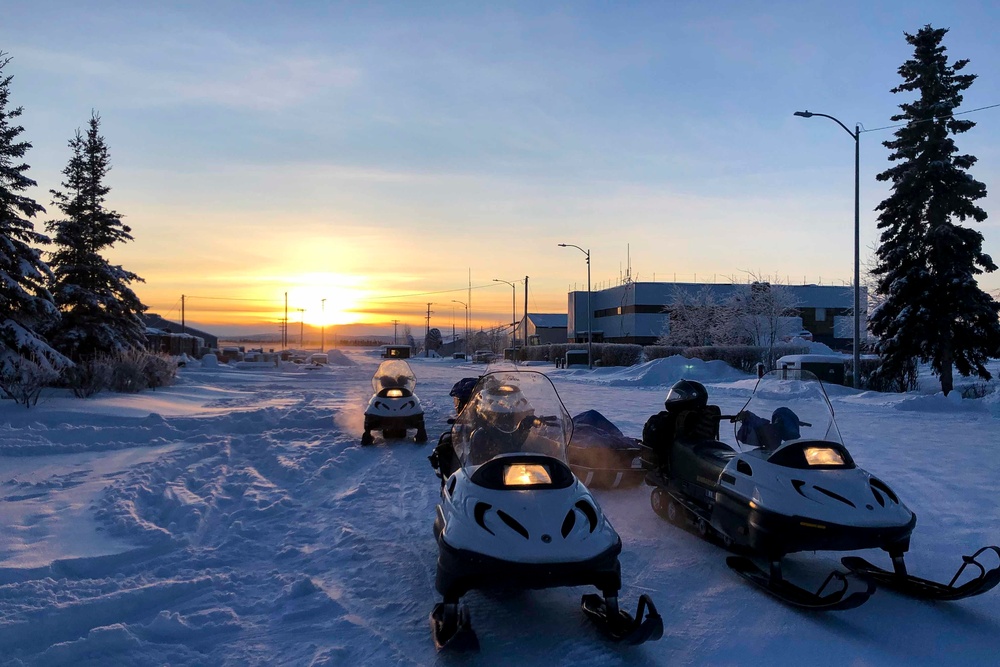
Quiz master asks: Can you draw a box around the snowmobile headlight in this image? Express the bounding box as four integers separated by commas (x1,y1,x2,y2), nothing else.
503,463,552,486
386,389,404,398
804,446,846,467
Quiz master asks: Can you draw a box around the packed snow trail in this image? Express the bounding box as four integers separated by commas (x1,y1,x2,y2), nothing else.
0,353,997,665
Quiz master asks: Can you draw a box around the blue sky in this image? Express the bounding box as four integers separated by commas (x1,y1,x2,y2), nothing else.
3,1,999,334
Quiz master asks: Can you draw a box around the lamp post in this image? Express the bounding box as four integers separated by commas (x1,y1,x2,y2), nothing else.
452,299,468,358
794,110,862,388
558,243,592,370
320,298,326,352
493,278,517,358
295,308,305,348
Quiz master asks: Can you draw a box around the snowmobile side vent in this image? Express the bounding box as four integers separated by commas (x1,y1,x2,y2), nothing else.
575,500,599,533
736,460,753,476
448,476,457,496
869,477,898,504
561,509,576,538
870,486,885,507
496,509,530,539
792,479,807,496
720,472,737,486
813,486,856,508
474,502,495,535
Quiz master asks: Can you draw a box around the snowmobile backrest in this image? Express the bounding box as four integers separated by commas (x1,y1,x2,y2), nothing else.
736,411,782,449
642,411,676,456
676,405,721,442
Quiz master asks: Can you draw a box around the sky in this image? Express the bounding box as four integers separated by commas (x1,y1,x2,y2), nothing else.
3,0,1000,337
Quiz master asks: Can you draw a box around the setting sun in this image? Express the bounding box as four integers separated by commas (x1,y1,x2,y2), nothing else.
284,273,368,327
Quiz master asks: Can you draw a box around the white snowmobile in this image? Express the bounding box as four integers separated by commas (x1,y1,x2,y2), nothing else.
361,359,428,445
429,370,663,650
641,371,999,609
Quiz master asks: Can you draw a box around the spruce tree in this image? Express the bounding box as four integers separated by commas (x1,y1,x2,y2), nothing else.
0,53,67,380
870,25,1000,395
47,111,147,360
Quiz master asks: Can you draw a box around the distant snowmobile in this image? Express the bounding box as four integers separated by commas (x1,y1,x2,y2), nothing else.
361,360,427,445
641,371,999,609
429,370,663,650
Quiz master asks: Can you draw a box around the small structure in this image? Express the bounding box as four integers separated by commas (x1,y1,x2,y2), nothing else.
776,354,846,386
381,345,412,359
522,313,569,345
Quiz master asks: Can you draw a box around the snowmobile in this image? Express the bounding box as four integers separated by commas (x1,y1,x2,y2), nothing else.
429,370,663,650
361,359,428,445
568,410,645,490
642,371,1000,610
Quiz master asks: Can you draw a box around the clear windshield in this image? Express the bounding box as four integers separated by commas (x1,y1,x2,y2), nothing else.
732,370,842,449
453,370,573,468
371,360,417,394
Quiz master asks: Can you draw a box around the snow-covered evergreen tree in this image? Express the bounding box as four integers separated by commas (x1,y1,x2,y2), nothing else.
47,111,147,360
870,25,1000,395
0,53,68,385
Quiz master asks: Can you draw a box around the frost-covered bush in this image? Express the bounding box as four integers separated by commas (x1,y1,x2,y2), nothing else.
106,349,177,393
107,349,147,392
61,357,112,398
865,357,918,393
644,346,687,361
143,352,177,390
600,344,642,367
0,356,59,407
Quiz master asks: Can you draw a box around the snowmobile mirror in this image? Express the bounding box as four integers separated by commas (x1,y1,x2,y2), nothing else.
503,463,552,486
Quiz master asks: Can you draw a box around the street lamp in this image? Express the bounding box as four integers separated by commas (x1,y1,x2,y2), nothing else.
493,278,517,359
320,298,326,352
295,308,306,348
794,110,862,388
558,243,592,370
451,299,469,358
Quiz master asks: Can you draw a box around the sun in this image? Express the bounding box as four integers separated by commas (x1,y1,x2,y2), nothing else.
286,274,367,327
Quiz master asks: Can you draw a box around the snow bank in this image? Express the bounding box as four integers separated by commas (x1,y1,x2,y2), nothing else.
593,355,749,387
325,350,356,366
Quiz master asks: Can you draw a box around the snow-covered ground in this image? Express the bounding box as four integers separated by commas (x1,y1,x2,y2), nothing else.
1,350,999,666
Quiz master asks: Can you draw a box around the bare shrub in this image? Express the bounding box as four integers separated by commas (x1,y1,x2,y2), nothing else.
62,357,112,398
0,357,59,407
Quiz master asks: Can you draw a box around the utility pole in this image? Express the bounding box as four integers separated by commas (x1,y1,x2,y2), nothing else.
283,292,288,349
321,298,326,352
425,303,433,357
391,319,400,344
296,308,305,348
522,276,529,354
181,294,186,334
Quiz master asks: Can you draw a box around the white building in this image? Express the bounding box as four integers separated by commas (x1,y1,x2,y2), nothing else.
567,282,864,349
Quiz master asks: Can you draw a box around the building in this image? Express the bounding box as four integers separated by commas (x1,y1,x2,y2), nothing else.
142,313,219,350
521,313,568,345
567,282,864,349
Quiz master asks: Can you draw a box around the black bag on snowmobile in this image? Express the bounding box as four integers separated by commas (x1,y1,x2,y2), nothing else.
568,410,644,489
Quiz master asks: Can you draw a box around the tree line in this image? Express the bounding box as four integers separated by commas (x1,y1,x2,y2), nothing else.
1,52,149,405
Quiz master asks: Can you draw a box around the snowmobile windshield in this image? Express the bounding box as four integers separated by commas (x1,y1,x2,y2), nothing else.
734,370,843,450
453,370,573,468
370,360,417,394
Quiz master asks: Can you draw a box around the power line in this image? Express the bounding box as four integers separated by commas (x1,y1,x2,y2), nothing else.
861,102,1000,134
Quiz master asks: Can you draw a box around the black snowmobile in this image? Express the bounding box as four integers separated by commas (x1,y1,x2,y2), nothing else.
428,370,663,650
641,371,999,609
568,410,645,490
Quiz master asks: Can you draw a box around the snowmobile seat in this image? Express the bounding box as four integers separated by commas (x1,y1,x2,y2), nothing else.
671,437,737,488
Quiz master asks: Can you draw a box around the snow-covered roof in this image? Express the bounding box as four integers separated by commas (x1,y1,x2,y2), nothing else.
527,313,568,328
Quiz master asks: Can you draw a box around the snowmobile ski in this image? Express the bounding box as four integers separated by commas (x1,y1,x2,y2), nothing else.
842,546,1000,601
430,602,479,652
581,593,664,645
727,556,874,611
